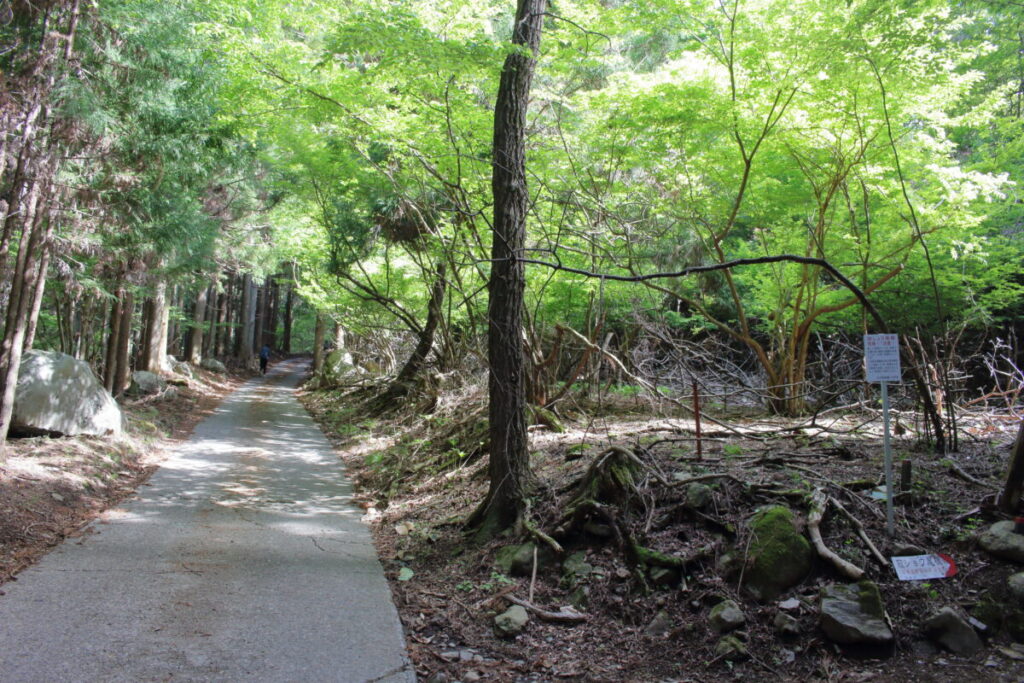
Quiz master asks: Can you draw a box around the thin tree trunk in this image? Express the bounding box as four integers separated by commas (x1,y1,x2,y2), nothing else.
239,273,256,363
395,264,446,386
103,292,123,393
21,247,50,352
283,277,294,354
468,0,547,537
253,281,265,353
313,314,327,375
187,285,208,364
113,291,133,395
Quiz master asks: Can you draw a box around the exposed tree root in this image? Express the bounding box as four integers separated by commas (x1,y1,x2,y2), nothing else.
807,488,865,580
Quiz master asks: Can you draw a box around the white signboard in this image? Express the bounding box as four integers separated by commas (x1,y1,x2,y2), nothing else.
864,334,901,383
891,553,957,581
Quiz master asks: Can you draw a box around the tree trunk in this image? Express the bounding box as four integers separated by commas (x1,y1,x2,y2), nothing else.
267,276,279,351
313,314,327,375
282,276,294,355
140,280,169,373
113,291,134,395
22,247,50,352
103,292,123,393
187,285,208,364
253,281,265,353
1000,420,1024,514
239,273,256,364
467,0,547,538
395,264,446,386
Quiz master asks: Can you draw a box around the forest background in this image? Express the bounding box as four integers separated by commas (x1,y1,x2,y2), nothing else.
1,0,1023,522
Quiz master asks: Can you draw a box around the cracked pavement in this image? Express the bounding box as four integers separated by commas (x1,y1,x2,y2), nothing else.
0,358,414,682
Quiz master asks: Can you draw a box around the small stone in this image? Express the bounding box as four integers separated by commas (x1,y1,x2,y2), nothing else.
923,607,984,656
714,635,749,660
978,521,1024,564
649,566,681,588
1009,573,1024,604
819,581,893,645
440,651,460,662
425,673,449,683
778,597,801,611
494,605,529,637
644,610,673,638
51,493,64,502
685,483,714,510
463,671,482,682
709,599,746,633
774,611,800,636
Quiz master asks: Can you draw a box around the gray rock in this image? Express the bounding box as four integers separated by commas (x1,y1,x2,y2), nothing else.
168,356,194,378
1009,573,1024,604
923,607,984,656
11,350,122,437
200,357,227,373
494,605,529,637
774,611,801,636
644,610,673,637
709,599,746,634
494,543,553,577
129,370,166,396
319,349,357,386
685,483,714,510
714,635,749,660
819,581,893,645
978,521,1024,564
745,505,812,600
562,551,594,587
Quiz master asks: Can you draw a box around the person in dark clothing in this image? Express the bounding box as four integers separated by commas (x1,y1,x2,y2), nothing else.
259,344,271,375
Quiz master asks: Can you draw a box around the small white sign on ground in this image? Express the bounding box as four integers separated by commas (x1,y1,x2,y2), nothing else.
864,333,901,383
891,553,957,581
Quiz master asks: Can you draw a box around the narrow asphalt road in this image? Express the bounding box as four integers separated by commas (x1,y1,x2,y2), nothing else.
0,358,414,682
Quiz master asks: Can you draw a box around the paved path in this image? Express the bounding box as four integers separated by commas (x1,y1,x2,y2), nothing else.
0,359,414,682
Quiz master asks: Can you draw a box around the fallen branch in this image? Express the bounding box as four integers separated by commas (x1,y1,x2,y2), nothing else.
828,495,887,567
807,488,864,580
506,596,588,623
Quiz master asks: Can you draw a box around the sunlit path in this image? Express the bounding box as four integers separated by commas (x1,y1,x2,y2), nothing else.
0,359,413,682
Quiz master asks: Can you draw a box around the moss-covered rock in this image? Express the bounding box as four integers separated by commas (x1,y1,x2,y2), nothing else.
744,505,812,601
819,581,893,645
493,542,554,577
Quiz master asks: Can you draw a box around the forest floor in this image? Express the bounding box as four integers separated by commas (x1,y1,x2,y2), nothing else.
302,381,1024,683
0,365,245,587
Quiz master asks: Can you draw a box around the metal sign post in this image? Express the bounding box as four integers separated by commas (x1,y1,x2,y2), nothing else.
865,334,901,537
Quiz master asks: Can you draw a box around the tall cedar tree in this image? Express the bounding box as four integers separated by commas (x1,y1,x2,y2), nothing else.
468,0,547,537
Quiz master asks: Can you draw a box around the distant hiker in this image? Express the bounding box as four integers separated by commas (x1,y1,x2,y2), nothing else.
259,344,271,375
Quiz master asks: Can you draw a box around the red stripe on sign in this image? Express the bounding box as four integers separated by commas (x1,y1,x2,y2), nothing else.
939,553,958,577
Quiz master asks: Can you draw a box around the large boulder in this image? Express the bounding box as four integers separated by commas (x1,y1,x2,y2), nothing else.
199,357,227,373
744,505,812,600
819,581,893,645
978,521,1024,563
11,350,122,437
129,370,166,396
319,349,356,386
